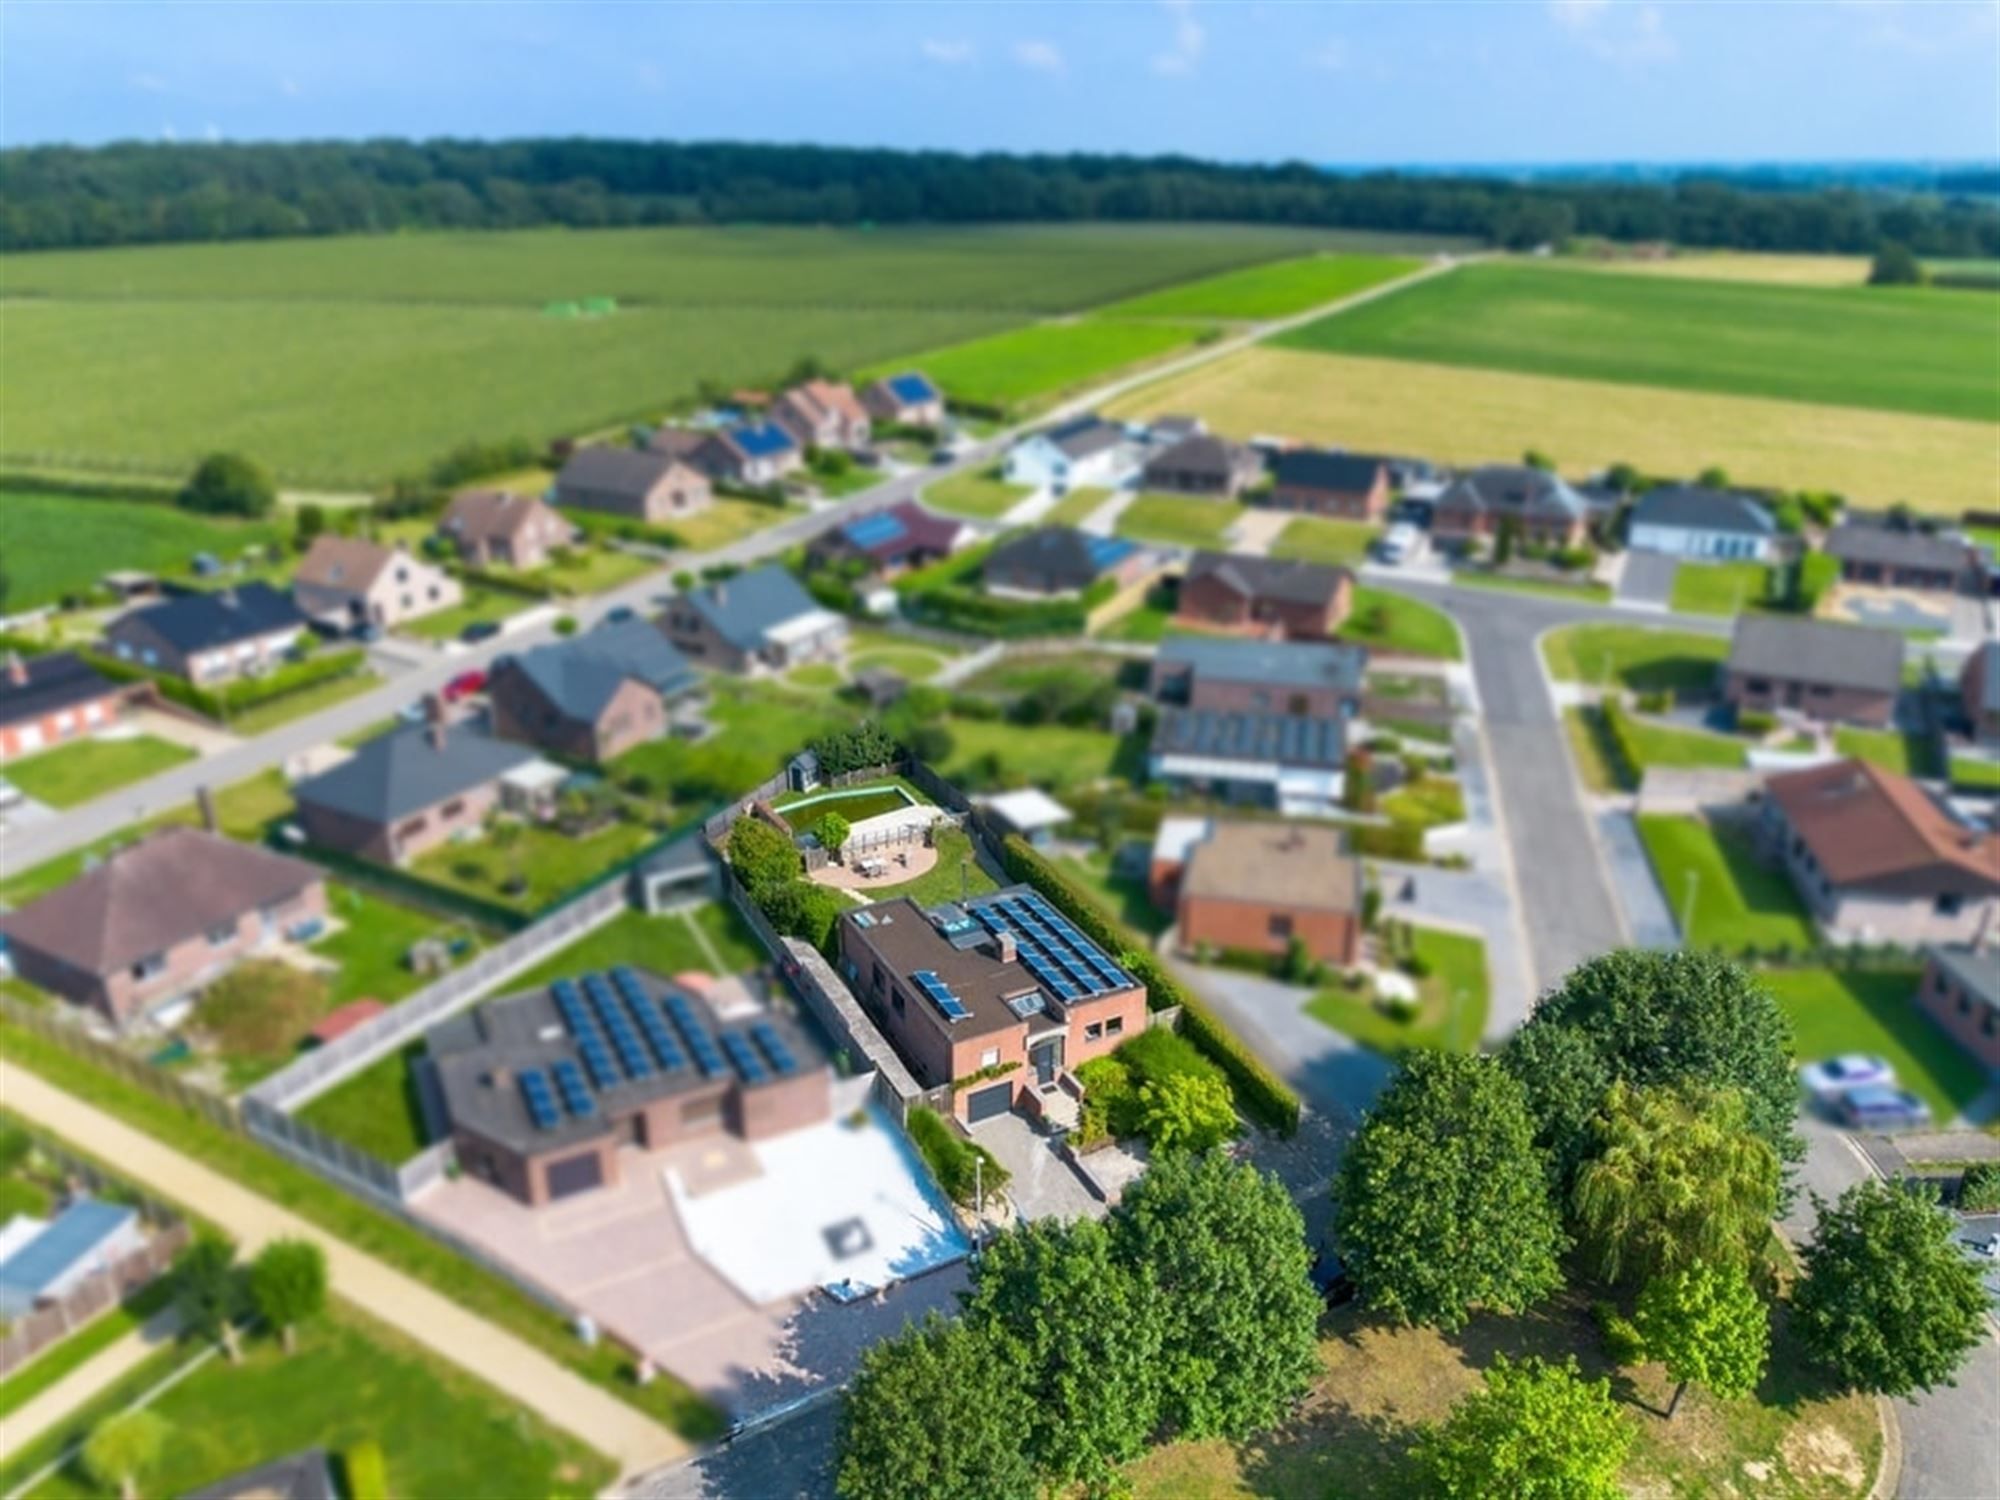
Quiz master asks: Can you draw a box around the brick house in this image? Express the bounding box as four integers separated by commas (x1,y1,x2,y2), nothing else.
1150,818,1363,967
804,500,970,580
430,966,830,1205
557,445,713,525
662,564,848,676
1265,449,1392,521
293,536,462,632
1723,615,1903,728
1758,758,2000,946
981,527,1146,598
860,371,945,428
835,888,1149,1126
488,620,701,763
1177,552,1352,639
437,490,574,570
101,583,304,684
694,422,803,487
1825,523,1978,594
1140,433,1262,499
1431,465,1590,550
1914,946,2000,1070
771,380,872,451
0,652,124,761
0,826,326,1027
1958,641,2000,746
1149,633,1367,719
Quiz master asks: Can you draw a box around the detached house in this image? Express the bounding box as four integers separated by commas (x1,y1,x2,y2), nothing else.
1003,415,1125,492
861,371,945,428
1628,486,1782,563
0,652,123,761
558,446,712,526
662,564,847,676
697,422,802,487
1149,633,1366,719
771,380,872,451
437,490,574,570
1825,523,1979,594
1432,465,1590,550
1266,449,1393,522
102,582,304,684
1150,818,1364,967
489,621,701,763
805,500,970,580
1140,433,1262,500
1177,552,1352,639
293,536,461,632
1723,616,1903,728
981,527,1146,598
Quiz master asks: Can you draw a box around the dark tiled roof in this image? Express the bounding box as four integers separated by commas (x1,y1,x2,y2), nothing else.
1152,707,1347,769
1270,448,1387,494
1185,551,1350,611
186,1450,337,1500
826,501,964,563
441,489,560,545
1143,433,1248,480
497,620,698,724
1825,524,1974,573
1631,485,1776,537
984,527,1135,591
1438,465,1587,524
1727,615,1903,695
0,652,116,732
557,445,681,501
685,565,825,652
109,583,301,654
1157,632,1366,693
292,723,538,825
1040,415,1124,461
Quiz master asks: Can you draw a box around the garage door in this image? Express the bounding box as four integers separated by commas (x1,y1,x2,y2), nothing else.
965,1082,1014,1125
544,1151,604,1200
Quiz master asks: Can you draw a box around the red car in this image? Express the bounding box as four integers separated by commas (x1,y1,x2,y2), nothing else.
443,669,487,703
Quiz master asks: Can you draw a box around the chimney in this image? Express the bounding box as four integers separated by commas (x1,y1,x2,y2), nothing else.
994,930,1018,965
712,581,728,607
4,652,25,689
196,785,219,834
428,720,447,752
424,693,448,751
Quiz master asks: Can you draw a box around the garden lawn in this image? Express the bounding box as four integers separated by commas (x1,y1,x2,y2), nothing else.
0,1304,613,1500
313,885,480,1010
787,662,843,691
1100,253,1421,320
396,587,526,642
1092,594,1175,643
923,467,1033,520
294,1041,432,1164
1762,966,1986,1125
1381,776,1465,829
1336,586,1462,660
1044,485,1116,527
883,318,1205,411
1562,707,1626,794
408,817,657,912
1636,814,1815,951
1270,515,1383,566
0,490,286,610
1832,725,1942,778
1540,623,1731,693
1949,755,2000,791
846,626,956,682
857,827,999,907
938,716,1128,791
658,497,797,553
1618,713,1750,773
4,735,195,808
539,545,654,595
1305,926,1489,1055
1055,851,1171,940
612,679,857,807
223,668,382,735
1114,494,1245,548
1669,559,1777,616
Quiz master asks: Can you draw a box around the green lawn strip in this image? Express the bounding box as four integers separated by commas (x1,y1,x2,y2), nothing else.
1450,570,1612,604
787,662,843,691
293,1042,431,1165
1635,814,1815,952
4,736,196,809
1044,486,1116,527
1055,852,1171,939
1540,623,1730,693
1949,755,2000,790
1336,586,1462,660
1562,706,1628,794
1268,515,1383,566
1113,494,1244,549
655,497,797,553
1761,966,1987,1125
855,827,999,908
1092,599,1174,643
0,1302,614,1500
891,318,1207,411
0,491,287,611
1667,560,1777,616
0,1020,723,1440
408,817,657,912
537,547,654,596
1099,253,1422,320
958,651,1127,697
1305,925,1489,1056
396,588,526,643
938,716,1129,791
845,646,948,682
0,1279,174,1423
1380,776,1466,829
223,668,383,736
1832,725,1942,778
923,467,1033,520
1619,714,1750,773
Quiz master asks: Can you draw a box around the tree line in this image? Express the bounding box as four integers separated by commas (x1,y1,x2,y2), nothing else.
4,138,1997,257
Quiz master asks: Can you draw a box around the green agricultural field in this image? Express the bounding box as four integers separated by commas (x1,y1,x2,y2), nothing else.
885,318,1206,411
2,223,1354,484
1099,253,1421,320
0,490,287,609
1276,262,2000,423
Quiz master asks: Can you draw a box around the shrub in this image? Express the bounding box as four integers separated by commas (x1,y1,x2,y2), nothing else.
1635,690,1672,714
194,960,327,1062
552,615,579,637
1593,1300,1648,1366
83,646,367,723
907,1107,1008,1207
342,1442,389,1500
180,452,276,518
1737,708,1777,735
1138,1073,1236,1154
1958,1162,2000,1213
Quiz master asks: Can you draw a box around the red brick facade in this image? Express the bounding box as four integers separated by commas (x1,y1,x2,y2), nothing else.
1914,955,2000,1070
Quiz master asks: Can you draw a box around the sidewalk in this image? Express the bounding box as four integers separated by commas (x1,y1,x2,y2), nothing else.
0,1308,180,1460
0,1060,686,1480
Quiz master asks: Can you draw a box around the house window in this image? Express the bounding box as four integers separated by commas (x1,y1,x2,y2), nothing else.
1106,1016,1124,1037
980,1047,1000,1068
206,920,237,947
131,953,167,981
1935,893,1964,917
1746,678,1770,694
1084,1022,1103,1042
441,799,466,820
892,989,905,1016
1268,913,1295,941
1958,990,1972,1016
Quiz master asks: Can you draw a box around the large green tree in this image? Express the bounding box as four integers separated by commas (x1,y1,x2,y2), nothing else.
1633,1261,1770,1419
179,451,277,518
1571,1081,1779,1287
1113,1150,1320,1441
173,1232,247,1361
835,1314,1035,1500
960,1217,1161,1486
1868,240,1926,286
1417,1354,1633,1500
82,1410,171,1500
725,816,801,893
247,1238,328,1353
1333,1052,1565,1331
1792,1181,1989,1397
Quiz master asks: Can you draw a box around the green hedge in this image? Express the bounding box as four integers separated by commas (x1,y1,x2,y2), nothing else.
903,588,1088,639
907,1106,1009,1207
0,471,181,505
457,564,558,601
995,834,1300,1136
83,647,367,722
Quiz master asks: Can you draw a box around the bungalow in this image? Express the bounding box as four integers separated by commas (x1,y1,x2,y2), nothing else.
1265,449,1393,522
0,826,326,1027
661,564,848,676
1177,552,1352,639
981,527,1146,598
101,582,304,685
697,422,803,487
861,371,946,428
557,445,713,525
1002,415,1126,492
1152,818,1363,967
1914,946,2000,1070
291,719,546,867
1758,757,2000,946
293,536,462,632
1825,523,1978,594
488,620,702,763
1149,633,1366,720
1139,433,1262,500
1723,615,1904,728
1627,485,1782,563
1431,465,1590,551
805,500,971,580
437,490,574,570
771,380,872,451
1960,641,2000,746
1148,708,1348,817
0,651,123,761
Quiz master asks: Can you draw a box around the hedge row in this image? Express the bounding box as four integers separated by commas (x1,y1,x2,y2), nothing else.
903,588,1089,639
0,470,181,505
84,647,367,722
458,564,559,601
907,1105,1009,1207
995,833,1300,1136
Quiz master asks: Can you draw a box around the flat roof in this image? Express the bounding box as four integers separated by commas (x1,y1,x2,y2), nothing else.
1180,820,1361,913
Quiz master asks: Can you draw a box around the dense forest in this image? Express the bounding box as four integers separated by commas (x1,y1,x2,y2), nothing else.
3,138,1997,257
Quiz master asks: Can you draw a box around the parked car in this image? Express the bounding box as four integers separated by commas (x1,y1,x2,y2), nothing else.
1800,1054,1894,1100
1310,1248,1357,1308
461,620,502,644
599,605,637,627
1375,523,1424,565
443,669,487,703
1836,1085,1932,1131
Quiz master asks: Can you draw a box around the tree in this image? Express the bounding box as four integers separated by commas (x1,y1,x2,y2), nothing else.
1571,1081,1778,1287
726,815,801,893
1137,1071,1236,1155
835,1314,1035,1500
248,1238,328,1353
1494,516,1520,565
1112,1151,1320,1440
815,811,852,859
1633,1261,1769,1418
1868,239,1925,286
82,1410,171,1500
173,1232,246,1361
1417,1354,1632,1500
1279,934,1315,985
294,502,327,550
1523,449,1558,473
755,877,845,953
1792,1181,1988,1397
1333,1052,1565,1331
960,1218,1161,1485
1604,462,1641,495
179,452,276,518
1696,465,1731,489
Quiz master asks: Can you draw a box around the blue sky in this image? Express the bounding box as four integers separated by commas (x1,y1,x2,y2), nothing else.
3,1,1994,164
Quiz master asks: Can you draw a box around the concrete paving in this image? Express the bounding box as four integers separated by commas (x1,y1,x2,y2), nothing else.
1614,551,1679,610
969,1110,1105,1222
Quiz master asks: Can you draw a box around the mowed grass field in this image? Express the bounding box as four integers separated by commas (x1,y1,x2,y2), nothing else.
869,317,1207,410
1097,252,1422,319
0,222,1357,485
1275,261,1998,422
1,489,288,608
1107,347,2000,513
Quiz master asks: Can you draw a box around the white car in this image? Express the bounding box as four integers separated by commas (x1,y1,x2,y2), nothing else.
1800,1054,1894,1100
1375,522,1424,566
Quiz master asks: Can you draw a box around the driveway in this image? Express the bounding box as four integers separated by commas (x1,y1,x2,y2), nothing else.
970,1111,1104,1222
1177,965,1393,1128
1613,551,1679,610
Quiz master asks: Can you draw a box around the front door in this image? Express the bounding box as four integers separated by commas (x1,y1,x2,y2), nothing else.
1030,1037,1064,1087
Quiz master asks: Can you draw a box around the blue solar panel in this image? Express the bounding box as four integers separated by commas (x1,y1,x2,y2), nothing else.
1085,535,1137,570
721,1031,768,1084
578,1034,619,1090
912,969,971,1021
552,1060,598,1118
622,987,687,1072
751,1022,798,1076
889,373,936,403
519,1069,560,1130
664,992,727,1078
969,891,1131,1003
731,422,795,458
844,511,908,548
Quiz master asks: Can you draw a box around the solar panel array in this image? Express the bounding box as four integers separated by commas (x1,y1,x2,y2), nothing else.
971,891,1132,1004
751,1021,799,1076
584,973,655,1082
845,511,908,549
663,991,727,1078
1085,535,1137,570
912,968,971,1022
519,1068,560,1129
612,966,687,1072
552,1059,598,1118
721,1031,768,1084
551,979,621,1090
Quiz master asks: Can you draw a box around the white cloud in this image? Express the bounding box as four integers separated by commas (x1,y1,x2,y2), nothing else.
920,38,975,65
1550,0,1676,62
1013,39,1065,74
130,72,169,94
1548,0,1611,29
1152,0,1207,76
1305,37,1349,72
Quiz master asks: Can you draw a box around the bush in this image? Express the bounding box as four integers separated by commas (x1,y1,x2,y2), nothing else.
1593,1301,1648,1366
552,615,579,637
811,721,899,776
1737,708,1777,736
907,1107,1008,1207
1959,1162,2000,1213
83,647,367,723
342,1442,389,1500
1635,690,1672,714
180,452,276,518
